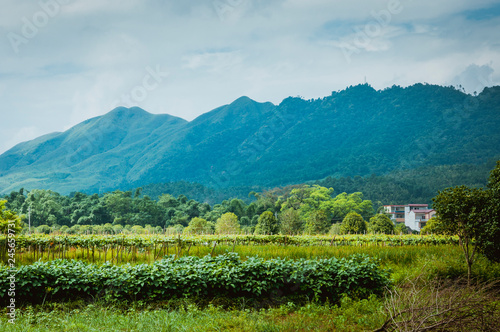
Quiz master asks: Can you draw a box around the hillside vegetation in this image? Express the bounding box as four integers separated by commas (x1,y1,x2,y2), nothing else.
1,84,499,194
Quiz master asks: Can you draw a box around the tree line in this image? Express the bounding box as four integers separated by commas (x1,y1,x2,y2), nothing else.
2,184,401,235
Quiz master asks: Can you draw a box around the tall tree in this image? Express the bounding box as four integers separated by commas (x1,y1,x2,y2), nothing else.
432,185,489,284
279,208,302,235
304,210,329,234
215,212,241,235
254,211,279,235
478,161,500,263
0,200,23,235
184,217,212,235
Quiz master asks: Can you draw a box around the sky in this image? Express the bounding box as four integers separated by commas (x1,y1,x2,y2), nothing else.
1,0,500,154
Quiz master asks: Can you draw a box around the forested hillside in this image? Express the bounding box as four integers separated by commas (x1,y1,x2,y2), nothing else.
1,84,499,194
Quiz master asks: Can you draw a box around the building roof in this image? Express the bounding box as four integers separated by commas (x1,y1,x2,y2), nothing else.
411,209,435,213
383,205,406,207
408,204,428,207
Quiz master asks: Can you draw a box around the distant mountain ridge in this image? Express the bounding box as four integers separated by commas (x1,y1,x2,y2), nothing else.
1,83,500,195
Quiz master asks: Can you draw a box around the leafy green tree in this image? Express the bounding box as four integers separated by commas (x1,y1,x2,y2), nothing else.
204,203,228,222
68,224,81,234
112,224,123,234
165,224,184,235
104,191,134,224
101,223,114,234
130,225,146,234
304,210,329,234
477,160,500,263
279,208,303,235
329,223,342,235
184,217,213,235
0,200,23,235
239,216,251,227
3,188,26,212
169,210,190,227
368,214,394,234
419,217,445,235
250,188,283,217
227,198,246,218
432,185,489,284
23,189,65,227
394,223,410,234
36,225,52,234
340,212,366,234
134,195,164,227
158,194,179,209
327,192,374,221
215,212,241,234
79,225,92,234
254,211,279,235
280,185,374,224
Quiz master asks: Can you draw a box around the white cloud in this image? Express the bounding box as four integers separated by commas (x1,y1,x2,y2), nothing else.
182,51,244,72
0,0,499,154
449,63,497,94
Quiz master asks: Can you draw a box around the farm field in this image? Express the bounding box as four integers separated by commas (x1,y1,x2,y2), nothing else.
1,234,460,265
1,234,500,331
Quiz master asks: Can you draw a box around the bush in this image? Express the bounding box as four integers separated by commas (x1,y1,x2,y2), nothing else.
36,225,52,234
368,214,394,234
0,253,390,305
420,217,445,235
341,212,366,234
329,223,342,235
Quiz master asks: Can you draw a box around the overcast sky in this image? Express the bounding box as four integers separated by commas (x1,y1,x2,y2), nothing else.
1,0,500,154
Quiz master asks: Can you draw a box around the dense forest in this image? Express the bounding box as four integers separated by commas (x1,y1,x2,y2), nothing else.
2,184,377,235
314,161,495,206
2,159,495,236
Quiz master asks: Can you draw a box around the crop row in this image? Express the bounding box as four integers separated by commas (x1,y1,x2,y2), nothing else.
0,253,389,305
1,234,459,250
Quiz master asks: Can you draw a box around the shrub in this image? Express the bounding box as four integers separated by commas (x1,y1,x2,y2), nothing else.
368,214,394,234
341,212,366,234
0,254,390,305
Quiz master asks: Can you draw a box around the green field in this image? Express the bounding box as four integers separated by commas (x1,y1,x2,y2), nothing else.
1,234,499,331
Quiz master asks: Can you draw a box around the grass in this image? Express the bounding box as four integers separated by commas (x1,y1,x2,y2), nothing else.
13,241,462,265
0,296,386,332
3,243,500,331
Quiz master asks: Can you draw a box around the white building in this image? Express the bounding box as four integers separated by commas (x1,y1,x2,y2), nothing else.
383,204,436,231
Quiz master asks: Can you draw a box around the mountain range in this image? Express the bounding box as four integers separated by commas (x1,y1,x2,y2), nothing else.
1,83,500,195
